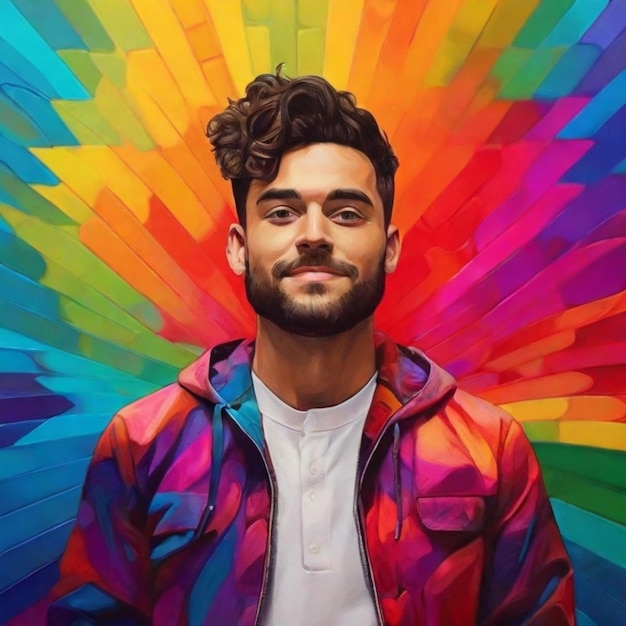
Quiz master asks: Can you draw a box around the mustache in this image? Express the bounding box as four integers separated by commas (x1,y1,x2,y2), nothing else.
272,252,359,280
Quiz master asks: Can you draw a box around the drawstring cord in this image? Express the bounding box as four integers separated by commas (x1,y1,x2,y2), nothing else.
393,422,402,541
195,405,225,539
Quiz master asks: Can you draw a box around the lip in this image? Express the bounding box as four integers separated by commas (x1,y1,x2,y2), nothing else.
285,267,345,281
287,266,344,277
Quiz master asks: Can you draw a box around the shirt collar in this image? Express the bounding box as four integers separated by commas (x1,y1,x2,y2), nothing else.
252,371,378,433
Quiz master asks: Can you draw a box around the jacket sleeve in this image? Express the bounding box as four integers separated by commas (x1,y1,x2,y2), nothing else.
481,419,576,626
47,415,152,626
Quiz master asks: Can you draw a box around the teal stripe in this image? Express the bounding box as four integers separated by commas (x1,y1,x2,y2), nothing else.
11,0,86,50
576,609,598,626
0,264,60,319
0,434,97,480
0,1,88,100
14,413,113,447
543,0,608,46
36,373,157,396
0,348,42,374
536,43,601,98
559,69,626,138
551,499,626,569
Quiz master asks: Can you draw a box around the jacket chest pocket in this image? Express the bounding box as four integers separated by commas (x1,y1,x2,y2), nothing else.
417,495,486,534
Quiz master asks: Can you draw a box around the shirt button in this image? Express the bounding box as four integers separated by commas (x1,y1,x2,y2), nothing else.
308,490,317,501
309,543,320,554
310,464,319,475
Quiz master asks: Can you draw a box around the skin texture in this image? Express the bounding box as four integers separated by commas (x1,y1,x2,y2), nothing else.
226,143,401,410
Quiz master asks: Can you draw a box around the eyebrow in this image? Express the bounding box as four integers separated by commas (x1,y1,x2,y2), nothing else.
256,189,302,204
256,187,373,207
326,188,374,207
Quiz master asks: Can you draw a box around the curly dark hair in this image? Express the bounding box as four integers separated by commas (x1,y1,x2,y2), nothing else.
207,67,399,227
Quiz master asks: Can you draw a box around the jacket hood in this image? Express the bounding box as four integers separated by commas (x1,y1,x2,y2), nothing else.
178,332,457,435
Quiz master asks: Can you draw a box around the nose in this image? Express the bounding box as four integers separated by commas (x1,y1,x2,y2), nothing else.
295,207,333,253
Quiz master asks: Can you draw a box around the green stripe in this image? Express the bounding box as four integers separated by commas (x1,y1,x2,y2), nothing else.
541,465,626,526
514,0,575,48
56,0,115,52
534,442,626,490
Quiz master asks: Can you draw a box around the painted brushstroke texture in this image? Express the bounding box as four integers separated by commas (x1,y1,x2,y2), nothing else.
0,0,625,623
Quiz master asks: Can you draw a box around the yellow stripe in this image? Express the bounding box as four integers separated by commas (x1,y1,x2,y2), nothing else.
561,421,626,452
202,0,254,95
129,0,217,107
125,48,191,146
32,183,94,224
424,0,498,87
246,25,273,75
323,0,364,89
501,396,626,423
479,0,541,47
32,146,152,221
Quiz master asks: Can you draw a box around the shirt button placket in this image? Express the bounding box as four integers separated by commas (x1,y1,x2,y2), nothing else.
300,430,328,571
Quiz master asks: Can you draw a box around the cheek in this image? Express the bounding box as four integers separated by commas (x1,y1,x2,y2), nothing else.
247,227,293,260
350,239,386,273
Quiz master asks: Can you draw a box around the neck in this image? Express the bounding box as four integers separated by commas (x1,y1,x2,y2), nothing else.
252,317,377,410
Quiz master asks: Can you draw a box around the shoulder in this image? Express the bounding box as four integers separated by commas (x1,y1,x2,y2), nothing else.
106,382,210,449
409,387,526,496
448,388,515,437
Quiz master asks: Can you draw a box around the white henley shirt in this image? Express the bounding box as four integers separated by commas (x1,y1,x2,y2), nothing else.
252,372,379,626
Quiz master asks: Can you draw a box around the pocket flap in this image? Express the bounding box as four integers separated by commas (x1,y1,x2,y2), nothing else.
417,495,485,532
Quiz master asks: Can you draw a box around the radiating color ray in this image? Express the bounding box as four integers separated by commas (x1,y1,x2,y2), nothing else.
1,0,625,622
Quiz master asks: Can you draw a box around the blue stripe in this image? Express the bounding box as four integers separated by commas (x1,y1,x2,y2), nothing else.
560,70,626,138
565,539,626,607
2,83,78,147
536,44,601,98
0,560,59,624
0,137,59,185
0,457,88,516
0,519,72,591
0,1,89,100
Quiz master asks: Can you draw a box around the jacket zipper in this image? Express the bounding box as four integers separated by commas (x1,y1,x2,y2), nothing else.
354,419,404,626
224,407,277,626
355,496,385,626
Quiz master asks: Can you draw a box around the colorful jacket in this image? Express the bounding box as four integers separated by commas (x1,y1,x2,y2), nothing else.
47,333,575,625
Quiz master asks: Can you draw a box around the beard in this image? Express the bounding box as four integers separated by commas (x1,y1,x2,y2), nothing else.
245,251,386,337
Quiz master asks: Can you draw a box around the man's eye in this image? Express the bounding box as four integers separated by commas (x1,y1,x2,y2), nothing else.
267,208,295,220
334,210,362,223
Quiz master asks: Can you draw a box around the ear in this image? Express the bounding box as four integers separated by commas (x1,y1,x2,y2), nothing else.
384,224,401,273
227,223,247,276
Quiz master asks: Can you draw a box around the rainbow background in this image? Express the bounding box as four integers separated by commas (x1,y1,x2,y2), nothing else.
1,0,625,624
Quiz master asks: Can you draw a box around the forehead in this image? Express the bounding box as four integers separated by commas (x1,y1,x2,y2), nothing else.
249,143,380,199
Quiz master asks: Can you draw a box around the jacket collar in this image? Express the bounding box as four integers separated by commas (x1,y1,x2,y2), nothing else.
178,332,457,447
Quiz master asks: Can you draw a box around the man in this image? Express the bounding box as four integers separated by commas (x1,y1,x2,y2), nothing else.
47,70,575,625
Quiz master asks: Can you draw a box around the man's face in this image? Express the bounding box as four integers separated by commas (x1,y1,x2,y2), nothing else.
227,143,400,337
